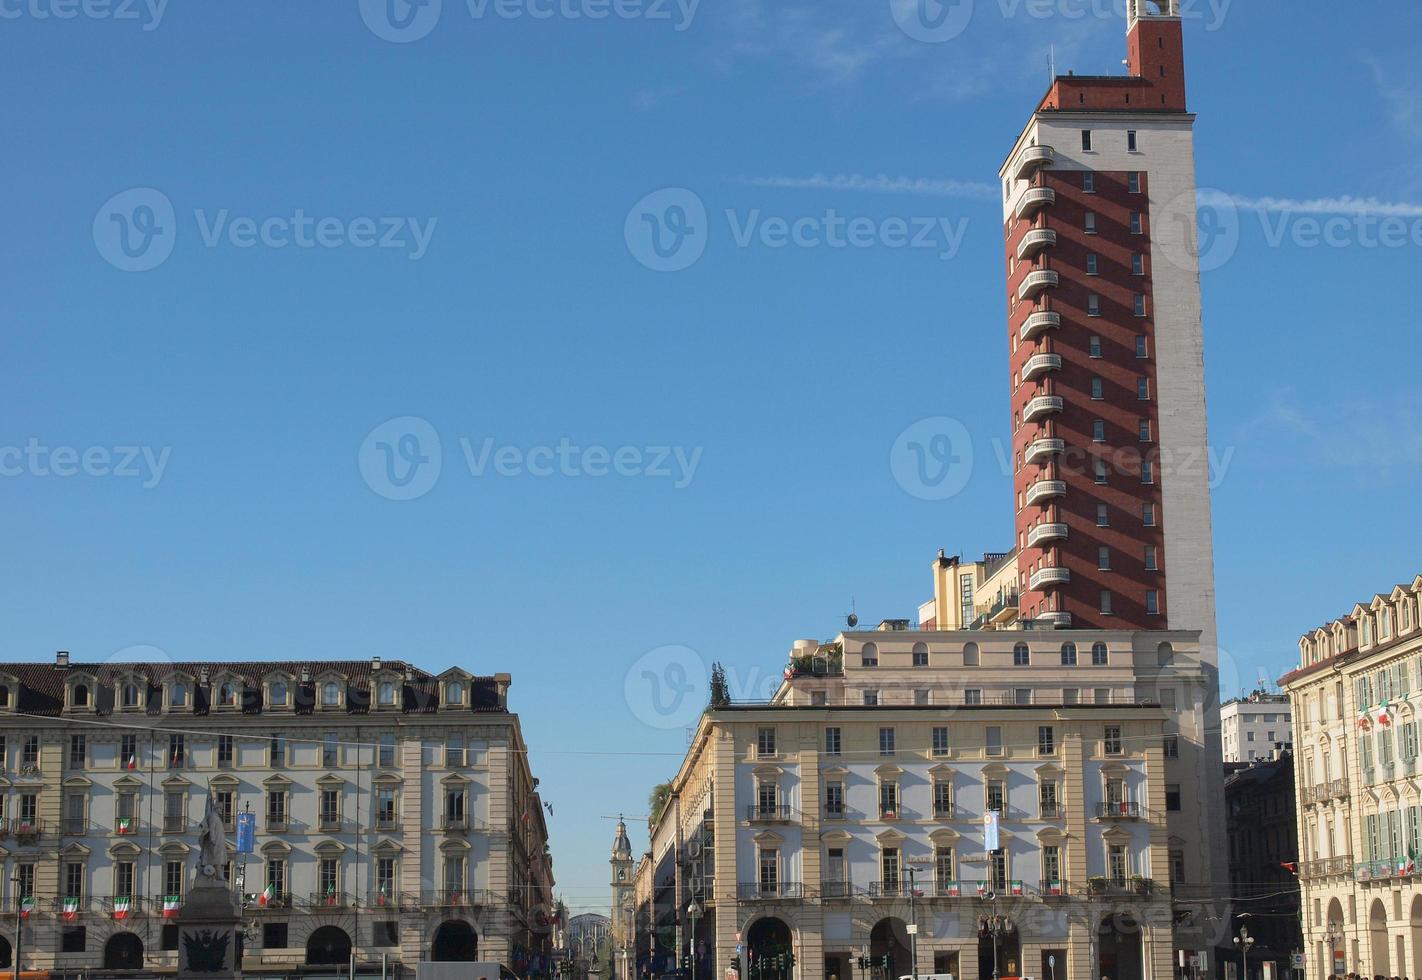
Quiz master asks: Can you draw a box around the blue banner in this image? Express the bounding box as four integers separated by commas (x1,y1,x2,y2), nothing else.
236,812,256,853
984,810,1000,852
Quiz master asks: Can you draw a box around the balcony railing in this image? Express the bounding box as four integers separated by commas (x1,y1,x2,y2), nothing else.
1035,611,1073,628
745,804,793,823
244,891,292,909
1039,879,1069,897
737,881,803,900
934,880,968,897
367,889,405,910
1039,803,1065,819
1014,187,1057,220
307,891,350,908
819,880,854,900
424,889,497,907
1025,437,1065,465
1029,566,1071,590
61,817,88,836
164,816,188,833
1011,144,1056,181
1330,778,1349,799
1016,228,1058,261
103,895,144,916
375,813,399,831
115,818,141,836
1097,801,1142,819
1017,269,1060,302
8,819,43,839
823,804,846,821
1019,310,1061,342
1026,523,1068,548
1021,352,1062,381
318,816,343,832
868,881,918,899
933,803,957,819
442,814,472,831
1025,478,1067,505
1023,396,1064,422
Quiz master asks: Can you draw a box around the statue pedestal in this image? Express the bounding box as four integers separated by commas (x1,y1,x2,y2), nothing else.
177,881,241,979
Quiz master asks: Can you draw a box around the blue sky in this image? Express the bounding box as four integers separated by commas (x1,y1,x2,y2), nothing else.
4,0,1422,915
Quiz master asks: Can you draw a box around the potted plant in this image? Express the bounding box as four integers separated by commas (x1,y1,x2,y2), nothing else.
1087,876,1108,896
1131,875,1153,896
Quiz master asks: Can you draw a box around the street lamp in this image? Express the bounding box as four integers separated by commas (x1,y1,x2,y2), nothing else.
11,875,21,980
977,892,1015,980
686,900,703,980
1234,927,1255,980
1323,923,1344,976
906,858,933,980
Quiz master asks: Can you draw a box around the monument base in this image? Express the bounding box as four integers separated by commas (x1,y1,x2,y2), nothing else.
176,881,241,979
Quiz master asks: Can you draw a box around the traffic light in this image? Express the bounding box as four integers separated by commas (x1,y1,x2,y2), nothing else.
882,955,891,971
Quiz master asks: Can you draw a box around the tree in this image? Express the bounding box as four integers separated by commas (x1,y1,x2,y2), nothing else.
648,782,673,827
708,662,730,710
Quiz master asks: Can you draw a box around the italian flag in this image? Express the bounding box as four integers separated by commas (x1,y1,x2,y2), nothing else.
19,897,34,919
945,883,960,897
258,883,275,907
63,896,80,921
376,885,389,907
117,817,133,834
1380,703,1394,728
127,754,137,770
163,895,181,918
326,884,337,907
975,882,988,897
1046,881,1063,896
113,896,131,920
1360,713,1373,732
1011,881,1025,896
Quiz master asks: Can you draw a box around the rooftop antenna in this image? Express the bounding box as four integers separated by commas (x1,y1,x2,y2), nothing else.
846,597,858,630
1049,44,1056,82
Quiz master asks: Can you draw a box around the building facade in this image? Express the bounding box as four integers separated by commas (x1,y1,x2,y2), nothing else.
1000,0,1217,644
1223,752,1300,974
0,655,555,978
637,626,1224,980
1282,575,1422,980
1221,694,1293,764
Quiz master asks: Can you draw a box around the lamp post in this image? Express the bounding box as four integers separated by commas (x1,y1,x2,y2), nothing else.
1323,921,1344,976
11,875,21,980
906,858,933,980
977,892,1015,980
1234,927,1255,980
687,900,703,980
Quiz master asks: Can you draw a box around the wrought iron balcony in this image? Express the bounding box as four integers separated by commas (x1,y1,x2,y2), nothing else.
1024,479,1066,506
745,804,794,823
1015,187,1056,220
1027,523,1068,548
1023,395,1064,422
1016,228,1058,261
424,889,497,907
1029,567,1070,590
1039,879,1069,898
1021,352,1062,381
1017,269,1060,302
1011,144,1056,181
737,881,803,901
819,880,854,900
1096,801,1142,819
307,891,351,909
1019,310,1061,341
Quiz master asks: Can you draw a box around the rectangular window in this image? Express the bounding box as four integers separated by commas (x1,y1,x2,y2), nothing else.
320,789,341,829
1136,334,1148,358
1139,419,1152,442
1132,253,1145,276
1145,545,1158,571
68,734,86,770
825,727,841,756
1086,253,1099,275
879,782,899,819
376,788,397,827
758,848,779,894
1089,335,1102,358
445,734,466,768
863,690,879,706
269,734,287,768
1094,457,1108,484
1166,783,1182,811
1085,212,1098,235
445,788,467,825
319,857,339,902
1171,851,1186,884
323,733,340,768
1128,171,1141,193
1043,844,1062,885
263,922,288,950
61,927,87,953
266,859,287,901
120,733,137,769
757,727,777,757
932,727,950,756
936,846,955,888
164,791,185,832
1094,688,1110,705
986,779,1005,813
1143,502,1157,526
379,733,396,768
986,726,1003,756
168,734,185,768
1039,781,1060,818
165,859,184,899
914,688,930,705
215,790,234,829
266,790,286,830
1131,212,1143,235
1038,726,1055,755
1091,377,1104,400
1098,546,1111,570
879,727,896,756
1109,844,1129,885
1101,590,1114,615
375,921,400,947
1164,735,1179,757
1087,294,1101,319
1083,170,1096,192
1081,130,1093,152
115,861,135,899
1013,645,1030,666
376,857,397,905
964,689,982,705
1104,725,1123,754
1141,460,1155,484
861,646,878,667
64,860,84,898
218,734,234,767
825,782,845,818
1096,504,1110,527
1127,130,1138,152
1147,591,1160,615
22,736,38,767
1134,294,1147,317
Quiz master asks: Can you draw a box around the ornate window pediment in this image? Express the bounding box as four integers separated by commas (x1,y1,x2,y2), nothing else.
261,839,292,856
982,762,1009,778
821,765,848,778
315,672,347,711
265,672,294,711
439,836,472,853
109,840,141,859
1034,762,1063,776
821,829,851,844
875,763,903,778
62,775,94,790
315,839,347,856
317,773,347,789
0,672,19,712
161,840,193,856
753,830,784,846
928,763,955,778
66,672,98,713
928,827,960,844
875,827,906,845
753,764,783,778
372,837,404,854
61,841,92,857
263,774,294,789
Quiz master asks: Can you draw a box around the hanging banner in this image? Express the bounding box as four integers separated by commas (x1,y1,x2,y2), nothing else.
984,810,1000,852
236,811,256,853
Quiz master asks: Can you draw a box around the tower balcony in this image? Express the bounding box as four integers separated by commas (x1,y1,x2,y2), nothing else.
1025,438,1065,465
1011,145,1056,182
1023,395,1063,422
1024,479,1066,506
1014,187,1056,220
1016,228,1058,261
1029,566,1071,590
1027,523,1069,548
1019,310,1061,342
1036,611,1073,628
1021,353,1062,382
1017,270,1059,302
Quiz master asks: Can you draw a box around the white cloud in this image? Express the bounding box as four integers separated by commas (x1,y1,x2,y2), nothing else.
1202,189,1422,219
631,85,686,112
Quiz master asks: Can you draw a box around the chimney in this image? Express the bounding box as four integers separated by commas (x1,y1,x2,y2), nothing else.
371,656,382,672
300,666,311,683
56,651,70,668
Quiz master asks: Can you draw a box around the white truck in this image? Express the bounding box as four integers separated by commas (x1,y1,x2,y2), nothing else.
416,961,516,980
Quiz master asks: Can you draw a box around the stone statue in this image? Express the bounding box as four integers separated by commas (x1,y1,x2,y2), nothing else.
196,786,227,885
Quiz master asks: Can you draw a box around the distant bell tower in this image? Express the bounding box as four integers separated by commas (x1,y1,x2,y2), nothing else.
609,816,635,979
1126,0,1186,110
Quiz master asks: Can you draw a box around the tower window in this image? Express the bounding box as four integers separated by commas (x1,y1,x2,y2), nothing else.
1094,458,1108,484
1083,171,1096,193
1092,420,1106,443
1146,591,1160,615
1088,294,1101,317
1098,547,1111,571
1141,461,1155,485
1130,212,1143,235
1089,336,1102,359
1128,172,1141,194
1134,294,1147,317
1139,419,1152,442
1132,253,1145,276
1091,377,1104,400
1086,253,1099,275
1081,130,1093,152
1127,130,1138,152
1135,335,1148,358
1100,591,1114,615
1085,212,1098,235
1143,503,1157,527
1096,504,1110,528
1137,377,1151,401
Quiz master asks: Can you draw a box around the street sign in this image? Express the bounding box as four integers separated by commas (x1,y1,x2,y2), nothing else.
1290,955,1305,970
907,925,918,935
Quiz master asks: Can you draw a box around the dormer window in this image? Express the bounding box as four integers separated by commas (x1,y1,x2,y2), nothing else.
121,683,141,709
322,682,342,708
270,681,289,708
446,682,464,707
72,684,90,708
0,685,10,708
169,683,188,709
217,682,238,708
377,681,397,707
